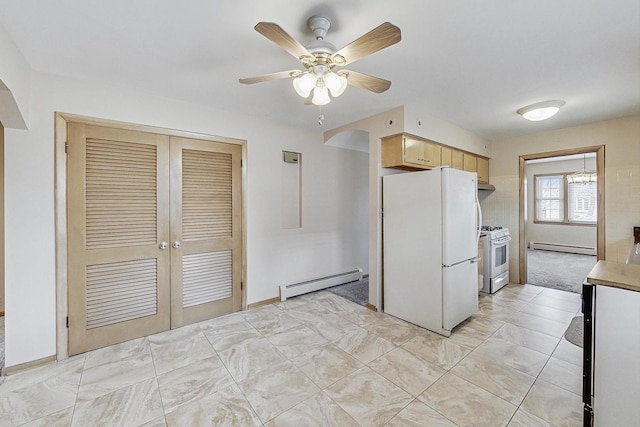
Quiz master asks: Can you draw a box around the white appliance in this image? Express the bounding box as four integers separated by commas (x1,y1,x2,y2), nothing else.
583,278,640,426
479,226,510,294
383,167,481,337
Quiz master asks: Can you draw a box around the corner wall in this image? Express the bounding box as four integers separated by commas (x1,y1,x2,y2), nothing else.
0,24,30,128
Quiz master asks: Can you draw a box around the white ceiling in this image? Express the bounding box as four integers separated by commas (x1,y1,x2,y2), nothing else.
1,0,638,141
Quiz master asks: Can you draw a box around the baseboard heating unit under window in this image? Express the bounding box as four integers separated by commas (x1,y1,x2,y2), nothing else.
279,268,362,301
529,241,596,256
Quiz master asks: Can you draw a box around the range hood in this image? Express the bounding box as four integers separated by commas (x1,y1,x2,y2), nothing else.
478,183,496,191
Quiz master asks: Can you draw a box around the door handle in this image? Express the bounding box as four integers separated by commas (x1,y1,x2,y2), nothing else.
172,241,181,249
159,242,168,250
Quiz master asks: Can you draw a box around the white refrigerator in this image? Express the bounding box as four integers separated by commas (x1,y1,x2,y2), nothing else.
383,167,481,336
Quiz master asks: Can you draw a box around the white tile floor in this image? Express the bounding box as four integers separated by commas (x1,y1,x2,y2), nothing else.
0,284,584,426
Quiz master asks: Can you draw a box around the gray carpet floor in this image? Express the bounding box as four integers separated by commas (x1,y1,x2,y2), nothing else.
326,277,369,307
527,249,597,294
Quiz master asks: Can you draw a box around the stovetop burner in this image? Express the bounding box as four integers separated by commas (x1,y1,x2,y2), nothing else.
481,226,503,231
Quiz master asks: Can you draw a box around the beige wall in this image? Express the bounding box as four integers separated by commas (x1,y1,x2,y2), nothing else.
481,115,640,282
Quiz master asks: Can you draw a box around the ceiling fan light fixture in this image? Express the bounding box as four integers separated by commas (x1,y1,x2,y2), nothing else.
241,18,401,112
312,85,330,106
293,73,316,98
325,71,348,97
517,100,565,121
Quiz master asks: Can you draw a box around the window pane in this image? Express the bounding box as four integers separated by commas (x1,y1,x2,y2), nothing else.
568,181,597,223
535,175,564,222
537,199,563,221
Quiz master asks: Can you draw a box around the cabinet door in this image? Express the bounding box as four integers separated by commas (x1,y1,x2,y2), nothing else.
403,137,424,166
422,141,441,168
452,150,464,169
381,135,404,168
463,153,477,172
441,147,453,167
451,150,464,170
477,157,489,183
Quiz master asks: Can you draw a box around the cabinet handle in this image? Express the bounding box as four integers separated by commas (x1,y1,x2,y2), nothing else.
172,241,181,249
159,242,168,250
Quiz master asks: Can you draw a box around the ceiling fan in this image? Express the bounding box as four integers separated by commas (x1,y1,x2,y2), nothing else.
239,15,401,106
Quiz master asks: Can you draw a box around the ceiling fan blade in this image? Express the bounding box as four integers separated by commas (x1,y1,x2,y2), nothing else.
343,70,391,93
239,70,301,85
332,22,401,65
255,22,313,60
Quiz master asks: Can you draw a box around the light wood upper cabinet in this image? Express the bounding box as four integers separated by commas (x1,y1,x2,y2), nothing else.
463,153,477,173
403,137,424,166
421,140,441,168
441,146,452,167
476,157,489,184
382,134,441,169
382,133,489,183
452,150,464,169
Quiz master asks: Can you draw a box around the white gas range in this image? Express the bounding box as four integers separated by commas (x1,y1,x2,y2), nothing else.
478,226,511,294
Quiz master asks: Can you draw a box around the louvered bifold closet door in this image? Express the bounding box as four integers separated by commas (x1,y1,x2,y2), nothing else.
67,123,171,355
170,137,242,328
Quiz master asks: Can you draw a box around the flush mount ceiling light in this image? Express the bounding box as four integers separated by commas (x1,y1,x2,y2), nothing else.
517,100,566,121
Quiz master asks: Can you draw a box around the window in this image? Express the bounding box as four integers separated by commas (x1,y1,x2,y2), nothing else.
535,175,564,222
568,181,597,223
534,174,597,224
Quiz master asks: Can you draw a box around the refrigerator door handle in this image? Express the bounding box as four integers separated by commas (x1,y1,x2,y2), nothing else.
476,194,482,244
443,257,479,268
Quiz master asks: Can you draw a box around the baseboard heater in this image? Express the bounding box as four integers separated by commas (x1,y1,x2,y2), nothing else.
529,241,596,256
279,268,362,301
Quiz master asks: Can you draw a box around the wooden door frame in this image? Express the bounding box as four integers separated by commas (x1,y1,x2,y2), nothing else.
518,145,605,285
54,112,247,360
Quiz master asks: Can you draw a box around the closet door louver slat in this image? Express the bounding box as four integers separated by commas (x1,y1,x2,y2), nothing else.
182,251,232,308
85,138,157,250
181,149,233,242
86,259,158,329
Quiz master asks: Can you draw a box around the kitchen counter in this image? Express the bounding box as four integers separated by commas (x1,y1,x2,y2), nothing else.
586,260,640,292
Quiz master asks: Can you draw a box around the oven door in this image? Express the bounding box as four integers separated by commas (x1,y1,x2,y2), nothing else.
490,237,510,277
